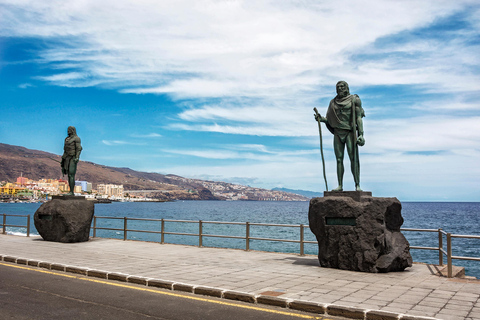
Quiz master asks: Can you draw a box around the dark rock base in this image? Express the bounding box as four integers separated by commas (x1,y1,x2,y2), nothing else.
308,193,412,273
34,197,94,243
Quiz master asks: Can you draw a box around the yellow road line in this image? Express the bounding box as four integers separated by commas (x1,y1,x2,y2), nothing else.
0,262,329,319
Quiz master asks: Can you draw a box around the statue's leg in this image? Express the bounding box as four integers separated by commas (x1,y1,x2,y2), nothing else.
346,134,361,191
333,133,345,191
67,160,76,195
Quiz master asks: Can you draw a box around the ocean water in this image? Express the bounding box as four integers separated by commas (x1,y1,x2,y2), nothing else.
1,201,479,278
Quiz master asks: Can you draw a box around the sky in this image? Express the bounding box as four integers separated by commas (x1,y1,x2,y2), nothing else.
1,0,479,201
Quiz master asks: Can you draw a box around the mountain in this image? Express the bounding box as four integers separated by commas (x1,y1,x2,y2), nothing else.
0,143,308,201
271,187,322,199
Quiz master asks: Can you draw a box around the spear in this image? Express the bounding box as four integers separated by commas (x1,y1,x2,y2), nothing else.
48,157,61,164
313,107,328,191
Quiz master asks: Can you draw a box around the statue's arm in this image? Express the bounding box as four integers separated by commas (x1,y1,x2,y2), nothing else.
355,96,365,146
74,137,82,161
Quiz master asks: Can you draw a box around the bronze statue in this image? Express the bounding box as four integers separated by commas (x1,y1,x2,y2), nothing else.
61,126,82,195
315,81,365,191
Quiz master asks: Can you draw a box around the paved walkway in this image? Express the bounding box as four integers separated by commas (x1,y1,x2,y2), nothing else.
1,234,479,320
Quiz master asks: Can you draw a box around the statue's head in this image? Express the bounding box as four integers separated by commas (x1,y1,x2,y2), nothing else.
68,126,77,136
336,81,350,98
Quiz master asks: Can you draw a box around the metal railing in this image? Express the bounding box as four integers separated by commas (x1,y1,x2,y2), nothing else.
92,216,317,255
401,228,480,277
1,213,30,237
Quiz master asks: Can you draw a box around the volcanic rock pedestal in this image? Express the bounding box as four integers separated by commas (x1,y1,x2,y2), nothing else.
308,191,412,273
34,195,94,243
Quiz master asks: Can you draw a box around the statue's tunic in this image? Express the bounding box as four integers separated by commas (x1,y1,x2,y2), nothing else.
62,135,82,174
325,94,365,138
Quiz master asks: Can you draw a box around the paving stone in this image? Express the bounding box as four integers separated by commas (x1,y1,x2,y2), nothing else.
148,279,174,290
366,309,400,320
288,300,326,314
327,305,365,319
173,282,194,293
223,290,256,303
438,308,470,317
256,295,289,308
66,266,88,275
87,269,108,279
194,286,223,298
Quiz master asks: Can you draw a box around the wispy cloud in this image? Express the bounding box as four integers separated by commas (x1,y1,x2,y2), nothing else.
101,140,146,146
18,83,33,89
130,133,162,138
2,0,478,98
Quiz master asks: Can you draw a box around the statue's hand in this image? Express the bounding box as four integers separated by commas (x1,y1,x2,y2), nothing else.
314,114,327,123
357,135,365,146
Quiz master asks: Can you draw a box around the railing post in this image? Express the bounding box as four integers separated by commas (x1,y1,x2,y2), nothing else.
246,222,250,251
93,216,97,238
447,233,452,278
199,220,203,247
300,224,304,256
2,214,6,234
438,228,443,266
161,219,165,244
123,217,127,241
27,215,30,237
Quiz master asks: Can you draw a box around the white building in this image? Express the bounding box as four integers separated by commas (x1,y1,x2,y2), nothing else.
97,184,124,197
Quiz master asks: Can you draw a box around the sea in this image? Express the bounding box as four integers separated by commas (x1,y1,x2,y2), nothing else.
1,201,479,278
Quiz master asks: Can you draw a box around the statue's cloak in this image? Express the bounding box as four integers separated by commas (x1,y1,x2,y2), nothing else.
325,94,365,134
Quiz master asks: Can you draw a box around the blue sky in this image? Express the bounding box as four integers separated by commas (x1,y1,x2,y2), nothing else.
1,0,479,201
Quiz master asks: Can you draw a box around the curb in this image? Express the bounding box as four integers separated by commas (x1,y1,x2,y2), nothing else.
0,254,441,320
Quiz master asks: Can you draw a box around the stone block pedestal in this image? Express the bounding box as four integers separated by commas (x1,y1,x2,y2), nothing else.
34,196,94,243
308,191,412,273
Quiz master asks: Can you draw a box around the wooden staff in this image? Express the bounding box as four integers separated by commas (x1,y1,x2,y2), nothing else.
351,97,359,185
313,107,328,191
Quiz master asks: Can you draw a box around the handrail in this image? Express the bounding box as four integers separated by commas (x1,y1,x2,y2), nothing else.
1,213,30,237
92,217,312,256
401,227,480,278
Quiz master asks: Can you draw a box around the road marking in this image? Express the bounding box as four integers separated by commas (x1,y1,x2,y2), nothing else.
0,262,330,319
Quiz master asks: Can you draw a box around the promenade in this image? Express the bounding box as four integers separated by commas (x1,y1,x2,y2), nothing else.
1,234,479,320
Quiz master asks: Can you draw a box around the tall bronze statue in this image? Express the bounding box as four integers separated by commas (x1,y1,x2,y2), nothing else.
61,126,82,195
315,81,365,191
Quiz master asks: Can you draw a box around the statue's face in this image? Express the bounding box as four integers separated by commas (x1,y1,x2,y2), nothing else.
68,127,74,136
336,82,349,98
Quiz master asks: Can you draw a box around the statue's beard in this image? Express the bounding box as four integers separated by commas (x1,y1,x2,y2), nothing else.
337,90,348,98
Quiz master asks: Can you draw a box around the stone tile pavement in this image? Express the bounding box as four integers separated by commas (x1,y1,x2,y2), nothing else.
1,234,479,320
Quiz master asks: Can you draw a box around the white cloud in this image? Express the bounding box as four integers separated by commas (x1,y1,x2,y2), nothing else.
162,147,316,161
18,83,33,89
102,140,145,146
2,0,478,98
130,133,162,138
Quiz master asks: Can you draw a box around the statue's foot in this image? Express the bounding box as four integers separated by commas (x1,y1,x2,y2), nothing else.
66,192,74,196
332,186,343,192
355,185,363,192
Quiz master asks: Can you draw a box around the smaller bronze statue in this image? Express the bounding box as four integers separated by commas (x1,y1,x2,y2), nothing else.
315,81,365,191
61,126,82,195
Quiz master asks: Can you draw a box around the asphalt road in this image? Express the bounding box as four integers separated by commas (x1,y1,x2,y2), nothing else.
0,262,341,320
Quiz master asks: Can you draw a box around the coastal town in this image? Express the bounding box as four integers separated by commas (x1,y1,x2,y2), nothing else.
0,175,309,202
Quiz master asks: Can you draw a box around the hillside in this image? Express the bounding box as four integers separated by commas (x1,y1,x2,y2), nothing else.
0,143,308,201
